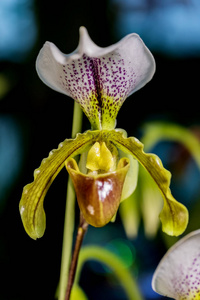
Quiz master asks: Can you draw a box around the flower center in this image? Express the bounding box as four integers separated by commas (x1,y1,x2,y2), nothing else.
86,142,115,172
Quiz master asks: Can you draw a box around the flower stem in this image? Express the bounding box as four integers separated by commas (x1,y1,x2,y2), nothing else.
58,102,83,300
65,214,88,300
71,101,83,139
75,246,143,300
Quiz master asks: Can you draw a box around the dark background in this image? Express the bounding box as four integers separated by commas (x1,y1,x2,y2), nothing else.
1,0,200,299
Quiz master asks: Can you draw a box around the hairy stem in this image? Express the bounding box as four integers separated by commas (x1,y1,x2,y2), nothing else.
65,214,89,300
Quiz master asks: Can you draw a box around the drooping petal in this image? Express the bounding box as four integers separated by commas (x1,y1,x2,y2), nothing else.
118,148,138,201
109,130,188,236
19,131,98,239
152,229,200,300
65,157,130,227
36,27,155,130
116,128,139,201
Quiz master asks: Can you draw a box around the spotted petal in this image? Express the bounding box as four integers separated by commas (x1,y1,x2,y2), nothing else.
152,230,200,300
36,27,155,130
19,131,98,239
110,130,188,236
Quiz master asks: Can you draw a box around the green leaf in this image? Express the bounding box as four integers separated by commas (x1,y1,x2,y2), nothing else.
110,130,189,236
76,246,144,300
71,285,88,300
19,131,98,239
141,122,200,169
139,166,164,238
119,190,140,239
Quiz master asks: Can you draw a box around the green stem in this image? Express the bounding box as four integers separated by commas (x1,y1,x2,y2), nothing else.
71,101,83,139
58,102,83,300
75,246,144,300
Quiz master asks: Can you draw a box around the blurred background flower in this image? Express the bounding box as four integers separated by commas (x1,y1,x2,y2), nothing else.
0,0,200,299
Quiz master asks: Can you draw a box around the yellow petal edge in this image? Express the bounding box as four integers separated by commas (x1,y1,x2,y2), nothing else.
110,130,189,236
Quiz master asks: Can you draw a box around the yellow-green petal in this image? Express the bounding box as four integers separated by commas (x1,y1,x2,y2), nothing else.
110,130,188,236
119,149,138,201
19,131,98,239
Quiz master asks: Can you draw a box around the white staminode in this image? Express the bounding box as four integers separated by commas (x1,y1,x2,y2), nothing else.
152,230,200,300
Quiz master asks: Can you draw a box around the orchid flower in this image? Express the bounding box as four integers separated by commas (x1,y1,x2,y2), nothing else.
19,27,188,240
152,229,200,300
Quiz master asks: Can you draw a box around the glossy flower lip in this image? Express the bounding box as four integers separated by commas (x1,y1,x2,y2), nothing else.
152,229,200,300
66,156,130,227
36,26,155,130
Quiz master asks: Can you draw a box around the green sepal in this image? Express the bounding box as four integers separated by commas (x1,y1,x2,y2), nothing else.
19,131,98,239
119,191,140,239
110,130,189,236
139,165,163,238
119,149,138,201
115,128,139,201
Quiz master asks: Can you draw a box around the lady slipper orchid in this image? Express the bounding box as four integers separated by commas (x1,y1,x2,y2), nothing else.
152,229,200,300
19,27,188,240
